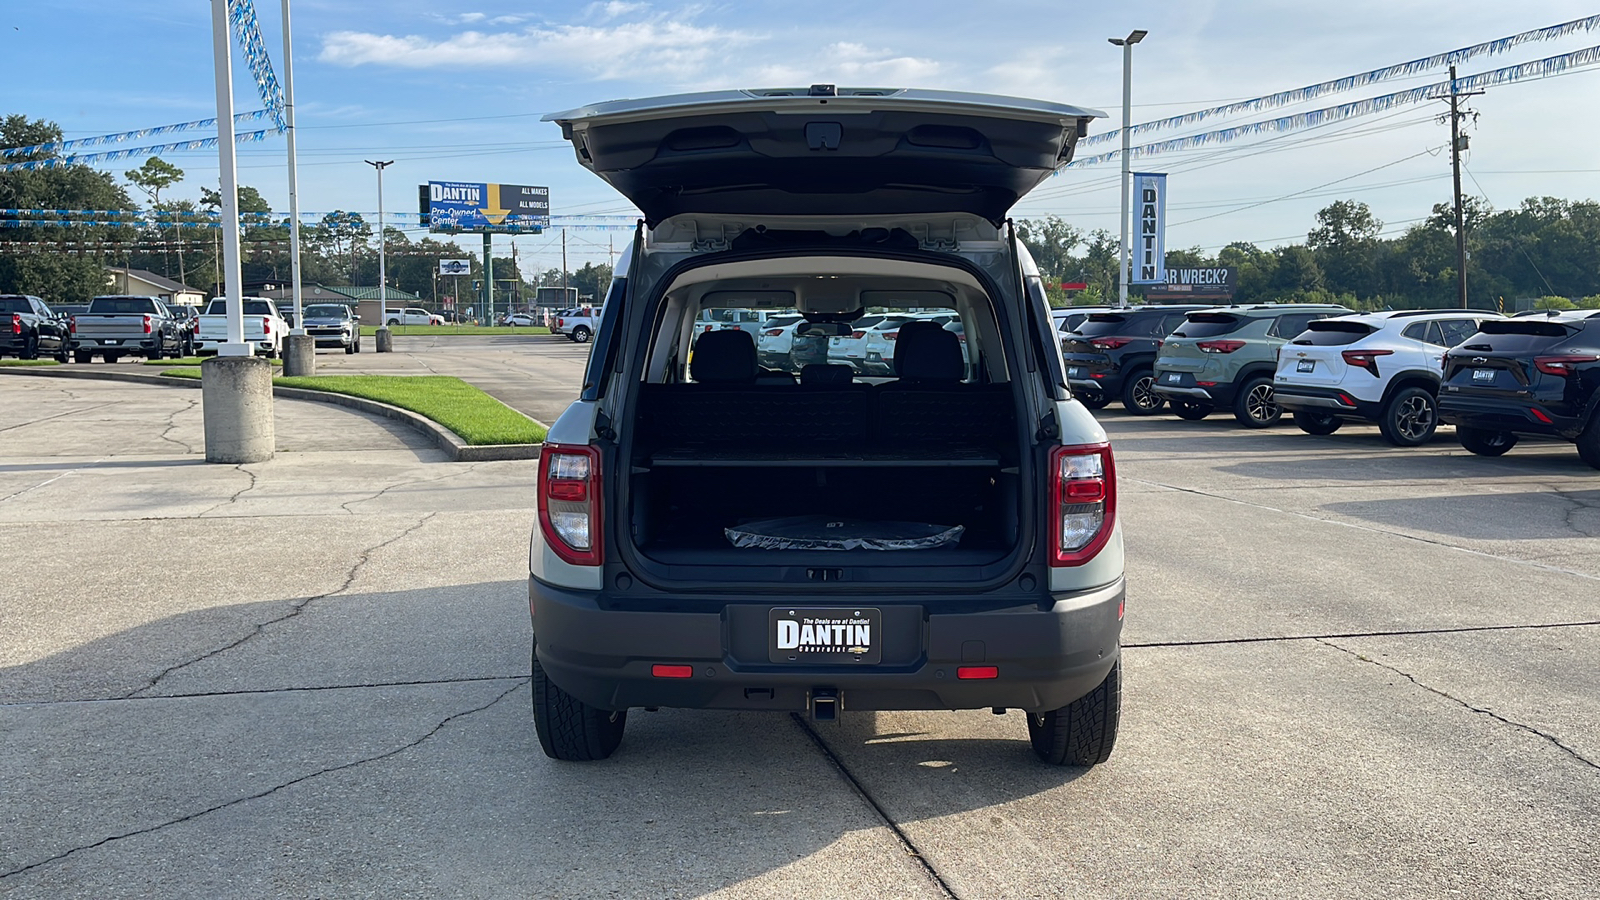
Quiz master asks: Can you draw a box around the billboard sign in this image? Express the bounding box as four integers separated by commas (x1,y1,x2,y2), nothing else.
439,258,471,276
421,182,549,234
1131,172,1167,285
1145,267,1237,299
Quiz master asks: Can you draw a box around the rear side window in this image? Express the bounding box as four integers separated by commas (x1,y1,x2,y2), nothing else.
1156,314,1188,336
1437,319,1481,346
1401,321,1446,346
1174,313,1242,338
1268,313,1328,337
1293,320,1376,346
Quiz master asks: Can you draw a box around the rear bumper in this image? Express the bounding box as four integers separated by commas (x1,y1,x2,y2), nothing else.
1438,393,1583,440
1274,385,1382,420
529,576,1125,714
1151,370,1239,406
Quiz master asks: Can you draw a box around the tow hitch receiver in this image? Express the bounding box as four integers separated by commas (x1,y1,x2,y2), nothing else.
810,687,840,722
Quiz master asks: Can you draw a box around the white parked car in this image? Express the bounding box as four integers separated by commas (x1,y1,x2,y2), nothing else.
1274,309,1505,445
861,313,959,376
754,314,806,367
828,314,904,372
384,307,444,326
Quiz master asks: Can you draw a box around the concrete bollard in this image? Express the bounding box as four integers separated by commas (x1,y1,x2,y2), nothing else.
375,326,393,353
201,355,275,463
282,333,316,377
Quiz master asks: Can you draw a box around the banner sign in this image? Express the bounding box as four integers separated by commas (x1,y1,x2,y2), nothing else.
439,258,471,276
1146,267,1238,299
1131,173,1166,285
422,182,549,234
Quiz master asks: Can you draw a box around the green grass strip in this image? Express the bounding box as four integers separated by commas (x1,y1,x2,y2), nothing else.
160,368,202,379
0,359,61,367
358,325,549,336
274,374,545,445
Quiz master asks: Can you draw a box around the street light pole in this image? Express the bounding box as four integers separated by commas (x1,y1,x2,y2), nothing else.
365,159,394,324
281,0,305,336
1110,28,1147,310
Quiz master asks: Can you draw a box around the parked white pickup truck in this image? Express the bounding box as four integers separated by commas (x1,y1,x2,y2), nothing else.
195,297,288,357
384,307,444,326
551,306,599,343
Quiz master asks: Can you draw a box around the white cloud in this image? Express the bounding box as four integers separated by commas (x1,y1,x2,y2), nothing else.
745,42,941,88
586,1,648,20
320,16,754,81
456,12,486,24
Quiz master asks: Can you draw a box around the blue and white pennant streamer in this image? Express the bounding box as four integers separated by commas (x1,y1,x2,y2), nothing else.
0,110,276,160
228,0,286,129
1081,13,1600,148
0,130,278,173
1067,42,1600,168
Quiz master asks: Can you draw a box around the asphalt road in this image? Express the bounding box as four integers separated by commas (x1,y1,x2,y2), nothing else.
1,371,1597,898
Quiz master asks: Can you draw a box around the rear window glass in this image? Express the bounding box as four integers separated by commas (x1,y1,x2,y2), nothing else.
1174,313,1242,338
1073,314,1130,337
88,297,160,314
205,300,276,316
1465,319,1578,352
1293,321,1375,346
692,307,967,380
0,297,28,314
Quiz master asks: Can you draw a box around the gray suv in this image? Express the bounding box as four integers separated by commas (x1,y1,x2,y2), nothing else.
1152,303,1348,427
527,86,1126,766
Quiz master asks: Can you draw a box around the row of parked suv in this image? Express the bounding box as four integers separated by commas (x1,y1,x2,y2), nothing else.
1058,302,1600,468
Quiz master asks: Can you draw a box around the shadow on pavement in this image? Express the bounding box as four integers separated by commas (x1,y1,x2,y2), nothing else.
1,581,1082,896
1321,490,1600,540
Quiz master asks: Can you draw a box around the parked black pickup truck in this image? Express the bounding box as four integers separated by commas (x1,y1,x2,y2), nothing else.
0,294,71,362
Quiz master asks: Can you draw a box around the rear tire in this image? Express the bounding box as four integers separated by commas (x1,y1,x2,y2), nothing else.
21,335,39,360
1078,392,1110,410
1171,400,1213,421
532,647,626,761
1029,659,1120,766
1120,369,1165,415
1575,416,1600,470
1378,386,1438,447
1457,426,1518,457
572,326,592,344
54,342,70,363
1293,410,1343,435
1233,377,1281,428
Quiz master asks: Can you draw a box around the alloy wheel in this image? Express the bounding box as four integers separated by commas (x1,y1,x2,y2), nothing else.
1246,383,1279,423
1395,394,1434,442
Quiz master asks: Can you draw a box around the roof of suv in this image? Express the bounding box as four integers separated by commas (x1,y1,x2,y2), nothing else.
1315,309,1505,328
1187,303,1350,318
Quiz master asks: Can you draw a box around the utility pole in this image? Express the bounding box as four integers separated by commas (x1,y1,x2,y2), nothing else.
561,228,569,304
1109,29,1148,309
1445,64,1483,310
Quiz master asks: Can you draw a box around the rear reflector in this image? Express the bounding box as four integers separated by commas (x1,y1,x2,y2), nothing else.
957,666,998,680
1530,407,1554,424
652,664,694,678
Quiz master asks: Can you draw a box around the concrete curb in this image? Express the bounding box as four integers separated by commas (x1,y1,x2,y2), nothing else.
0,366,543,462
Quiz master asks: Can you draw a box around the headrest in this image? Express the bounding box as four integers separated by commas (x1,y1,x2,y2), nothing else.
691,329,758,383
893,321,964,381
801,364,854,386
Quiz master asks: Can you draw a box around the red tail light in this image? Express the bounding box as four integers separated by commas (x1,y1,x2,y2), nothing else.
1049,443,1116,567
1197,340,1245,354
10,314,20,335
69,316,77,334
538,443,602,566
765,328,784,337
884,332,899,342
1534,355,1599,377
142,315,152,334
1341,349,1393,376
1090,338,1130,350
557,318,564,327
850,330,866,340
262,316,272,336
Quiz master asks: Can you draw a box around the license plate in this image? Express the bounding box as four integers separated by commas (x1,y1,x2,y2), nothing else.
1165,372,1182,384
769,608,881,664
1067,367,1084,378
1296,360,1315,373
1473,368,1496,382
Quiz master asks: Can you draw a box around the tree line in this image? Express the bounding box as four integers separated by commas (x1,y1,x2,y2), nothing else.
1018,195,1600,311
0,114,611,306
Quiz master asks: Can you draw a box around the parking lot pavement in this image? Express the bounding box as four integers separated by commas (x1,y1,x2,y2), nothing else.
4,379,1599,898
310,333,592,426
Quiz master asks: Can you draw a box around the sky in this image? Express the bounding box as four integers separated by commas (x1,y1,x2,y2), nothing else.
5,0,1600,273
